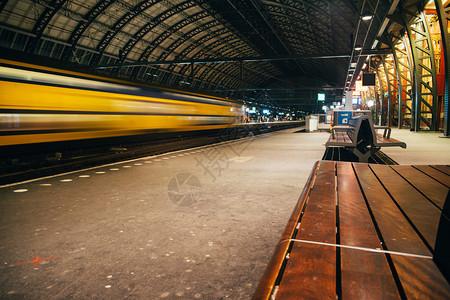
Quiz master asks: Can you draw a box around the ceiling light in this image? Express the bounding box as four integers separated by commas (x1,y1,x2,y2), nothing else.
354,46,362,51
362,14,373,21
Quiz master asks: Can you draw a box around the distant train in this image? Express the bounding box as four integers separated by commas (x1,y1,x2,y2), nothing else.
0,59,244,147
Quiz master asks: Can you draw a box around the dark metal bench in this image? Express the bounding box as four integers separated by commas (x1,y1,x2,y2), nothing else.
326,115,406,162
253,161,450,299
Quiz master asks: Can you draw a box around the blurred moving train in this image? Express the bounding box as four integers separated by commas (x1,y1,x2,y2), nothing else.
0,59,244,147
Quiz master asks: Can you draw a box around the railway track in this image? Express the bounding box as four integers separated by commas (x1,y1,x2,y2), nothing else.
0,122,303,185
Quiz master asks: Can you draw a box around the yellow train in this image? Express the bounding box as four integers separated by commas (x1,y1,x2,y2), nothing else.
0,59,244,147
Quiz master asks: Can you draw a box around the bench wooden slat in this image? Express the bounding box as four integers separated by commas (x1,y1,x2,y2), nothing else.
337,163,400,299
276,243,336,299
252,162,320,300
375,134,400,144
431,165,450,176
275,161,336,299
370,164,441,250
391,165,448,209
280,162,320,242
254,161,450,299
330,131,351,144
341,250,401,299
326,116,406,162
413,165,450,188
353,164,431,256
374,135,406,148
390,255,450,299
353,163,450,299
327,128,357,147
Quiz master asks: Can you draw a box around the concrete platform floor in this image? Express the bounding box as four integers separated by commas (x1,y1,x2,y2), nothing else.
379,128,450,165
0,127,328,299
0,127,448,299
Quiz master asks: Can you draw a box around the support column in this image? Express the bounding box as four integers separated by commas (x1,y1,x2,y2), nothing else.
376,63,389,126
405,11,438,131
435,0,449,136
382,55,400,127
391,35,415,129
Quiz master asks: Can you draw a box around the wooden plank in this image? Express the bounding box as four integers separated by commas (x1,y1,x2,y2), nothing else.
432,165,450,176
341,250,400,299
414,165,450,188
344,133,352,143
328,132,354,146
353,164,430,256
370,164,442,249
280,160,321,242
391,165,448,209
336,132,348,143
295,161,336,244
252,162,320,300
275,243,335,299
337,162,400,299
276,161,336,299
390,255,450,299
376,134,393,144
354,164,450,299
376,135,403,144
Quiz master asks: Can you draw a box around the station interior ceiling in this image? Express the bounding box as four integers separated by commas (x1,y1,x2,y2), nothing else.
0,0,426,112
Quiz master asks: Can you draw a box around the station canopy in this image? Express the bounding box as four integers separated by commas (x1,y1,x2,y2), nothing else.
0,0,423,112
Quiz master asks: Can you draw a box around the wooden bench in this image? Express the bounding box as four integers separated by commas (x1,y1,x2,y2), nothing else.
253,161,450,299
326,115,406,162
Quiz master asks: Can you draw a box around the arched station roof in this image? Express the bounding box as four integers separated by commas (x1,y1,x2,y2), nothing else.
0,0,424,111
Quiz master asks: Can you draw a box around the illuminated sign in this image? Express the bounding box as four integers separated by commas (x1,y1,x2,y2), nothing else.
318,93,325,101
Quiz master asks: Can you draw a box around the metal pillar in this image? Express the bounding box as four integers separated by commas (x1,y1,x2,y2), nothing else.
376,62,389,126
375,89,380,124
405,11,438,131
382,54,400,127
435,0,449,136
391,35,415,129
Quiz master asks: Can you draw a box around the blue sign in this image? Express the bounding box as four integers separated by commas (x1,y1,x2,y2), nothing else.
337,111,352,125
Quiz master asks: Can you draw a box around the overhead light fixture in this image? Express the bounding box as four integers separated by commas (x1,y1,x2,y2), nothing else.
354,46,363,51
362,14,373,21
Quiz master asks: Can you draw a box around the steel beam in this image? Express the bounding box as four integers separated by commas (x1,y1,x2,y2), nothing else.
25,0,67,53
387,53,401,126
435,0,449,136
376,62,389,126
381,55,399,126
391,35,414,129
405,11,438,131
95,50,390,69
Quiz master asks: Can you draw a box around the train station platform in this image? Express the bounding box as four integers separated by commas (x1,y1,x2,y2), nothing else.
378,128,450,165
0,127,449,299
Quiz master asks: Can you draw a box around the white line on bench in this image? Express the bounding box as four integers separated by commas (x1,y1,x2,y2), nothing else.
279,238,433,259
